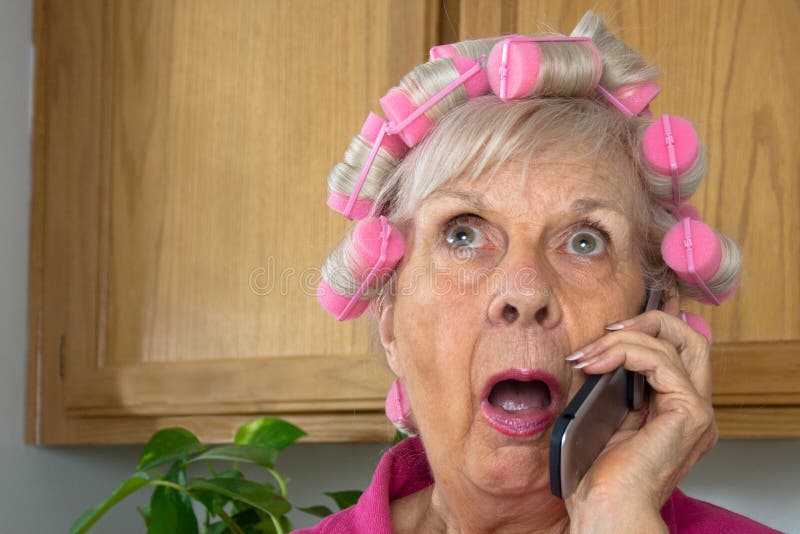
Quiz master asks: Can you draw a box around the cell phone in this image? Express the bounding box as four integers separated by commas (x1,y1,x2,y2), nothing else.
549,289,661,499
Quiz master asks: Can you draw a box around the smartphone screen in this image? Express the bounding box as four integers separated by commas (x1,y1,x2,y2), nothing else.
549,289,661,499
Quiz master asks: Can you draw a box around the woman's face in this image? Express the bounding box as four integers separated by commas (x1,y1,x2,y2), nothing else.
379,155,646,498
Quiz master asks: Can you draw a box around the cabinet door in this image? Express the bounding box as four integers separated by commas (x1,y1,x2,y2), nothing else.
450,0,800,436
27,0,438,444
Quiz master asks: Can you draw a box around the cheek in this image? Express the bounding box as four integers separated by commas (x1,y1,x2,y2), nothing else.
391,259,485,399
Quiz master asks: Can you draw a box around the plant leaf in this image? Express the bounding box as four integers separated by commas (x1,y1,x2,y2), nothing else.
325,490,362,510
234,418,306,451
137,427,207,471
69,472,151,534
392,430,408,445
297,505,334,518
204,522,227,534
189,477,291,518
148,462,198,534
137,505,151,527
192,469,245,516
247,513,292,534
190,444,278,469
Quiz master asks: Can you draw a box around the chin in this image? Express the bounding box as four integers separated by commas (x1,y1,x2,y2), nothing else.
466,429,553,496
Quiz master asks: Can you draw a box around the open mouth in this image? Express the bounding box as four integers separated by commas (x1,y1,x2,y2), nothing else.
481,370,560,437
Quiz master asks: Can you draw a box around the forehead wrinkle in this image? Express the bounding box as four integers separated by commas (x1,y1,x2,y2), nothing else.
428,189,625,219
425,188,490,212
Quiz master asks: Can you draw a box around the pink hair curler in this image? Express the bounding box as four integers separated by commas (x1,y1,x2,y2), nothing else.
359,112,408,159
680,310,713,345
329,112,409,220
327,192,373,220
642,114,700,205
596,81,660,117
317,279,370,320
317,216,405,321
385,379,418,436
380,56,489,147
486,36,602,101
674,203,702,220
661,217,727,305
429,35,523,61
429,43,459,60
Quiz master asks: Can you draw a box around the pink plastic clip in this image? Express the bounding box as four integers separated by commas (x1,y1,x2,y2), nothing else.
385,59,486,137
342,122,389,219
681,217,721,306
595,85,634,117
344,60,487,218
336,216,392,320
496,36,596,100
662,114,682,207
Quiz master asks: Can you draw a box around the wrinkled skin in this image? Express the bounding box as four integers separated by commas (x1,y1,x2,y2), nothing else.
379,159,717,533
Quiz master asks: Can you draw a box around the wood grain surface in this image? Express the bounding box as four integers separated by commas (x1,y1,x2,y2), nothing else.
27,0,800,443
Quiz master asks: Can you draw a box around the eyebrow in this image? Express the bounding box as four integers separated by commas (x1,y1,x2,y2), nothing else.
569,197,625,216
430,189,624,216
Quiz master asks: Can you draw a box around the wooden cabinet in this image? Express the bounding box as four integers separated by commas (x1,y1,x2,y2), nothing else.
448,0,800,437
27,0,800,444
26,0,438,444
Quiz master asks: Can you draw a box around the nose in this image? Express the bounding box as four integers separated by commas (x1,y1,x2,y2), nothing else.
486,255,562,329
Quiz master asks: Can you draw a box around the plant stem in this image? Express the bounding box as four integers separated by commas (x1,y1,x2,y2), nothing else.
150,480,249,534
148,479,193,498
217,509,245,534
266,467,287,498
204,460,218,477
268,513,285,534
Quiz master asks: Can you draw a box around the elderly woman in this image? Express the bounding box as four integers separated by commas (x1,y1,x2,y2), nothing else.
303,11,775,534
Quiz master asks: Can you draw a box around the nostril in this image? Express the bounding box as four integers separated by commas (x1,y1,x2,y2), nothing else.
502,304,519,323
534,307,548,324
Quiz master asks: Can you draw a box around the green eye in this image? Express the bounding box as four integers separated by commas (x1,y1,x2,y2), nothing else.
446,225,484,248
567,230,605,255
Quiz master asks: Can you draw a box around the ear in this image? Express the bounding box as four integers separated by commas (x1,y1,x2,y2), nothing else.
378,303,403,378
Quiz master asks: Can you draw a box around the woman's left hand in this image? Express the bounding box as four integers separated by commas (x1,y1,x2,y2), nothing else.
564,296,718,532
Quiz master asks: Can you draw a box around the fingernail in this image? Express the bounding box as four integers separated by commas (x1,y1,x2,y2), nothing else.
565,351,584,362
574,358,596,370
605,323,625,331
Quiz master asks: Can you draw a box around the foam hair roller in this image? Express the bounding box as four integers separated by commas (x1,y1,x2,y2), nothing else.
596,81,660,117
317,217,405,321
385,379,418,436
662,219,720,282
486,36,602,101
613,82,660,115
641,115,703,204
360,112,408,159
429,43,459,60
380,56,489,147
661,218,737,305
326,193,373,220
326,112,408,219
429,35,522,61
680,311,712,345
675,203,702,221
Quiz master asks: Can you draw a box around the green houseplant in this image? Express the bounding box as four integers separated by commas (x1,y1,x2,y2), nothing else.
69,418,367,534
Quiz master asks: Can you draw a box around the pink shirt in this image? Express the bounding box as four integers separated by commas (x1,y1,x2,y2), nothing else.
294,437,780,533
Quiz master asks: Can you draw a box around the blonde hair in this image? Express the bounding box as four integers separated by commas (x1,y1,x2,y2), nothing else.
321,10,742,311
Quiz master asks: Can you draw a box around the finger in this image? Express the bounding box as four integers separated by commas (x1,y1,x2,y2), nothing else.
603,311,712,398
573,339,715,458
573,339,698,400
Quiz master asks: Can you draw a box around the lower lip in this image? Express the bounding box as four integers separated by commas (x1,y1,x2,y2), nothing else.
480,370,560,438
481,401,557,437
